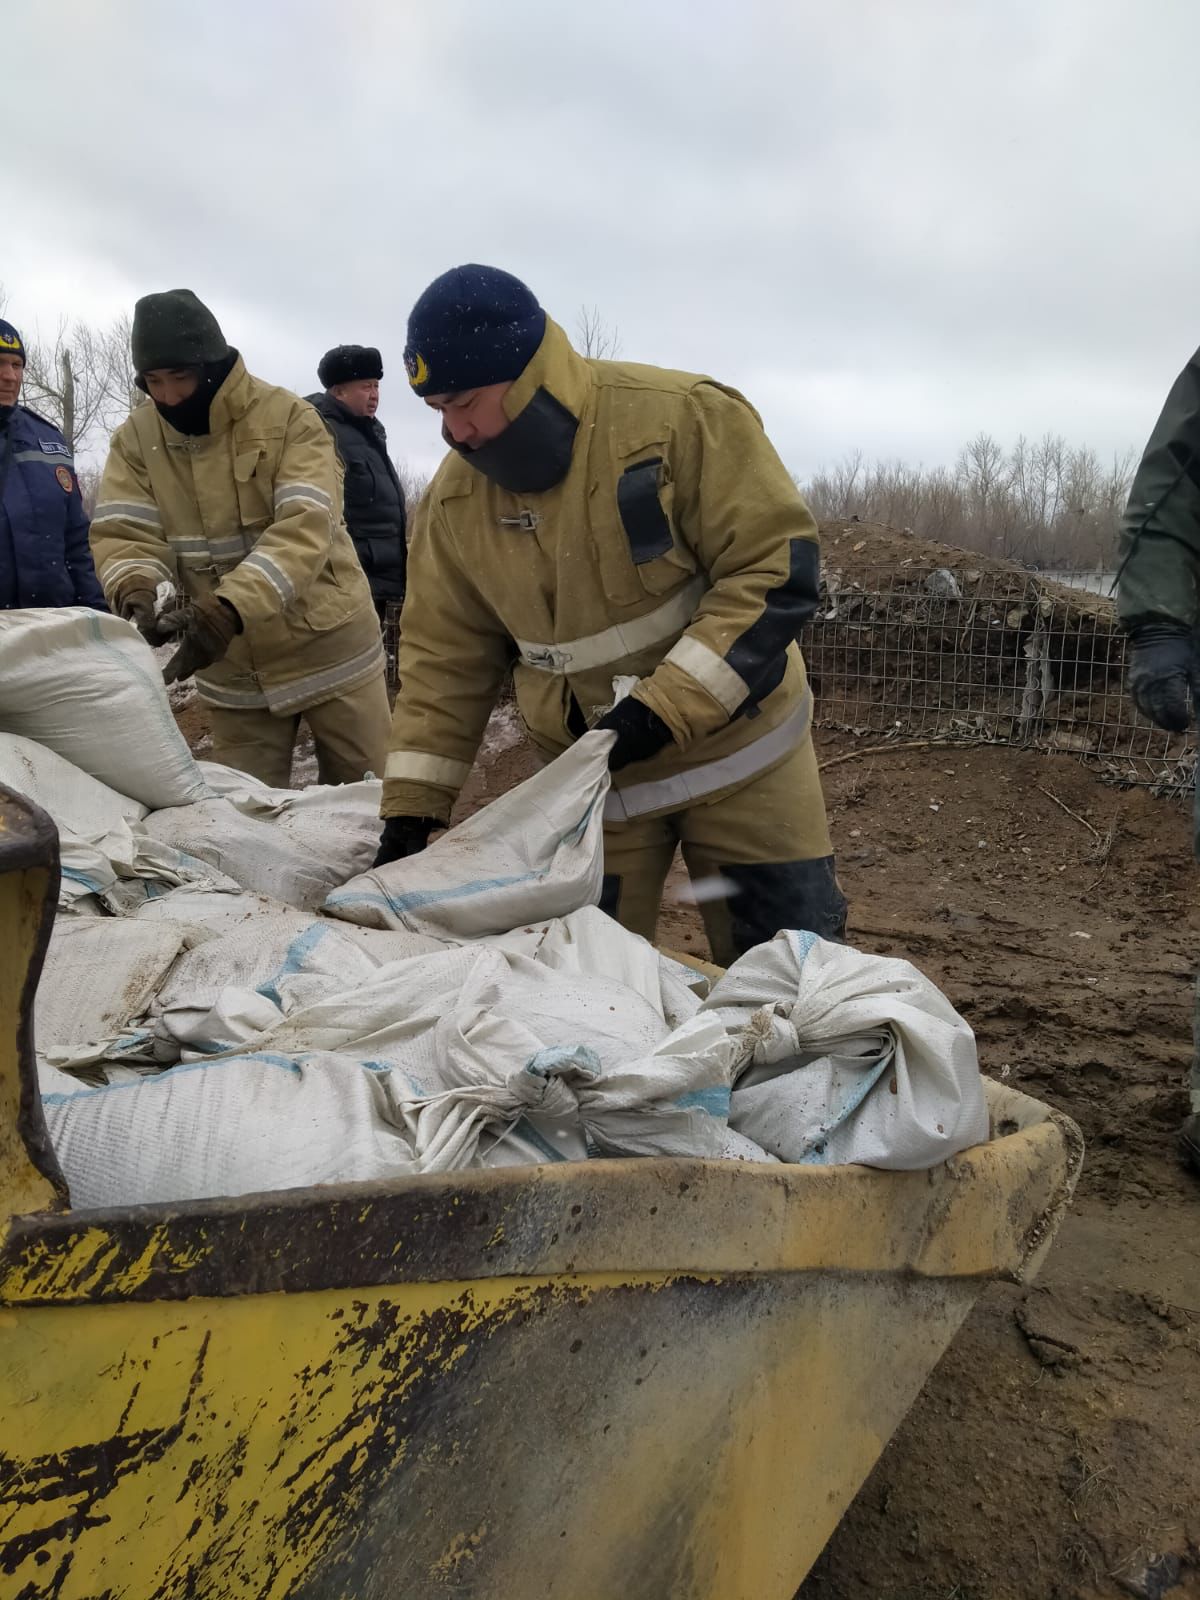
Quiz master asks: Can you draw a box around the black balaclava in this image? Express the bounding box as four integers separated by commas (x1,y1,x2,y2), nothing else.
149,351,238,437
442,388,578,493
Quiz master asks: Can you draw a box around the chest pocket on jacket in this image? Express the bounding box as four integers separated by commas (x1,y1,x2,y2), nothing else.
610,446,697,599
344,459,376,509
233,442,274,534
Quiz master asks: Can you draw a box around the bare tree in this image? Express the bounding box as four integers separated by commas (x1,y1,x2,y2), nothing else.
800,432,1136,569
20,315,138,456
399,465,430,509
576,304,622,360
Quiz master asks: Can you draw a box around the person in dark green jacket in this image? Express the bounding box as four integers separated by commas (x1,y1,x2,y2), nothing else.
1116,343,1200,1173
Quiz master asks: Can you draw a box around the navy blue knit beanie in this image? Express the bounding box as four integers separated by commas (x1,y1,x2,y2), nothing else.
404,265,545,397
0,319,25,363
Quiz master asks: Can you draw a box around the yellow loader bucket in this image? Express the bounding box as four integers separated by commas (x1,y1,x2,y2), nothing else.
0,785,1082,1600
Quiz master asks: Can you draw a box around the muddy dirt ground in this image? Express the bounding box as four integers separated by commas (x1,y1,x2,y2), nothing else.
178,696,1199,1598
462,723,1200,1600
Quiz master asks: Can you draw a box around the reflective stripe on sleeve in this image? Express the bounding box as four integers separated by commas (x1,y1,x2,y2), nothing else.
92,501,163,528
663,634,749,715
100,556,174,594
274,481,333,513
515,577,707,674
383,750,473,789
604,689,813,822
241,551,297,605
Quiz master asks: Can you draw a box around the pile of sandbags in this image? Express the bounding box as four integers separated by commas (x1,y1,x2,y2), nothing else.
2,607,990,1210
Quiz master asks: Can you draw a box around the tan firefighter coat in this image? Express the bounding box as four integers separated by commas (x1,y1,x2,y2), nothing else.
384,318,820,823
91,357,383,716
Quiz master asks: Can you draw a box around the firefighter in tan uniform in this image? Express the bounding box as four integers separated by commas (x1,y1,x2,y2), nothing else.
380,265,846,965
90,289,391,787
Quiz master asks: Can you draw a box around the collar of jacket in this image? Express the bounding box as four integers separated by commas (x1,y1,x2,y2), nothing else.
450,317,588,493
311,390,388,444
503,316,592,425
157,354,255,443
206,353,255,433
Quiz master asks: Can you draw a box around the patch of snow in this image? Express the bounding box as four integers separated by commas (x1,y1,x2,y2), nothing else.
479,702,524,759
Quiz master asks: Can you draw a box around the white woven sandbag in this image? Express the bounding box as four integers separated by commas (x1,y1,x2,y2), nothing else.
705,930,988,1170
34,918,191,1077
142,790,380,911
0,608,210,808
41,1050,418,1207
239,942,736,1170
0,731,141,901
324,732,612,937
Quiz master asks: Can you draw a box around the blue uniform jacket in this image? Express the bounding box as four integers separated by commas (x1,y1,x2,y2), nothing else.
0,405,106,609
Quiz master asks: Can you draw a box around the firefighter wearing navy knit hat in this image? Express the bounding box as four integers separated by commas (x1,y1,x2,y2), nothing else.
374,264,846,966
0,317,106,611
90,290,391,786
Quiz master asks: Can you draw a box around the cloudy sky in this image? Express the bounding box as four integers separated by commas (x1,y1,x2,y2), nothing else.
7,0,1200,478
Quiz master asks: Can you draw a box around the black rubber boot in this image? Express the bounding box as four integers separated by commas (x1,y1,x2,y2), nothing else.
1180,1113,1200,1175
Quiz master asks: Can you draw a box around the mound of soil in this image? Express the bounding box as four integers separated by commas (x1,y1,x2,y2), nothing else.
811,522,1190,780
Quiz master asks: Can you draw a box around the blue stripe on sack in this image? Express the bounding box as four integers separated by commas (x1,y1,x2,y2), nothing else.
326,869,541,917
325,797,601,919
256,923,328,1007
509,1117,569,1163
40,1051,303,1105
793,1055,894,1165
112,1030,153,1051
674,1085,732,1116
60,866,105,891
788,928,819,963
525,1044,601,1079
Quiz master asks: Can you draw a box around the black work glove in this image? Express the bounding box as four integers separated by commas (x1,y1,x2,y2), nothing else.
1126,622,1200,733
595,695,674,772
161,595,242,686
117,585,172,646
373,815,440,869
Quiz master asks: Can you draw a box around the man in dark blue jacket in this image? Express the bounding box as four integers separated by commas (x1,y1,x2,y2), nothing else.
0,318,106,611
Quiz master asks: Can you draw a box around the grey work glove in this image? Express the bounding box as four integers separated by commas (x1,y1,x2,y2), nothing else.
373,815,440,869
1126,622,1200,732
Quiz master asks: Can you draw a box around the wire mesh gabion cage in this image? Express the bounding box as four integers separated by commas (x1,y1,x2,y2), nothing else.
383,569,1195,798
805,565,1196,797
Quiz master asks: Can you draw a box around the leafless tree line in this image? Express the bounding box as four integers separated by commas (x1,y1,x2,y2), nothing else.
0,285,140,470
800,431,1136,570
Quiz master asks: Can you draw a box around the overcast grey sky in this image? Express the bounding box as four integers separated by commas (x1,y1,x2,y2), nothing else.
6,0,1200,477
